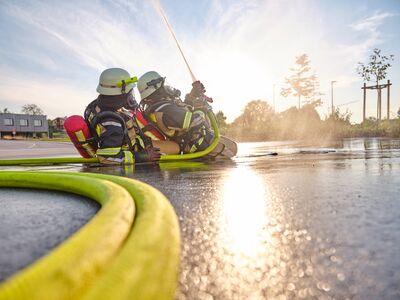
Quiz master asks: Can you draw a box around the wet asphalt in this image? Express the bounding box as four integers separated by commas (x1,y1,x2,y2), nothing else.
0,189,99,281
0,138,400,299
0,140,78,158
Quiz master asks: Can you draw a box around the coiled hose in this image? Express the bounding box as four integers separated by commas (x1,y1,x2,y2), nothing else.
0,171,180,300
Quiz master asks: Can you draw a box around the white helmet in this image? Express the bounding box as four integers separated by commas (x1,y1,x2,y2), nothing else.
138,71,165,100
97,68,136,96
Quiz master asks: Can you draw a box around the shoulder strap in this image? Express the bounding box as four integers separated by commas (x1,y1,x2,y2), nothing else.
84,99,99,123
91,111,127,137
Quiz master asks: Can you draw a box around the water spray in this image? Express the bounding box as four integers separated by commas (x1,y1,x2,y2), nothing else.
151,0,197,82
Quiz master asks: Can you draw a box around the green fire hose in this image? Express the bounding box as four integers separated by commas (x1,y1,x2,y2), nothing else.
0,111,220,166
160,109,220,160
0,171,180,300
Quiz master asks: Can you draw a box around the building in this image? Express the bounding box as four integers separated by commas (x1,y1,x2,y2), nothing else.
51,117,67,131
0,113,49,138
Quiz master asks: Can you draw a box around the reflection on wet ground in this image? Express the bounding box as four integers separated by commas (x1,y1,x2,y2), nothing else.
1,138,400,299
167,161,400,299
82,138,400,299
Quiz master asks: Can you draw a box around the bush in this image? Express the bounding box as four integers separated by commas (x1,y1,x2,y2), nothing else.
222,101,400,142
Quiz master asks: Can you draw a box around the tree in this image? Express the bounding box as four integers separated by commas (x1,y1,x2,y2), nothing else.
229,100,275,140
327,107,352,125
281,54,322,109
239,100,274,127
357,48,394,86
1,108,11,113
358,48,394,120
215,110,228,133
21,104,44,115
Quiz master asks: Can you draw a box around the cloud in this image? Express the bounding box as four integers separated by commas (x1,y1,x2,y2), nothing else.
0,0,188,118
341,11,396,60
0,67,94,118
2,1,155,72
0,0,398,123
350,11,396,33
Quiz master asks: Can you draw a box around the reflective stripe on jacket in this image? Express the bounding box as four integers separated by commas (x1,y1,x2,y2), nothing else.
84,100,143,165
143,100,213,153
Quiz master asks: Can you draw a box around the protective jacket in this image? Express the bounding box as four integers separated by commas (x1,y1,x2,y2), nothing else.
141,89,214,153
84,96,145,164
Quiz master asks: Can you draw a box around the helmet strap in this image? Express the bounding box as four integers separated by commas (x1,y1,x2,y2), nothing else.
121,80,126,94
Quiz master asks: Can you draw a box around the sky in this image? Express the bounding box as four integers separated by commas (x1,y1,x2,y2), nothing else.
0,0,399,123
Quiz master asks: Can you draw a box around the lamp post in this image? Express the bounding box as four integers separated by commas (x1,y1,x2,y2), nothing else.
331,80,337,116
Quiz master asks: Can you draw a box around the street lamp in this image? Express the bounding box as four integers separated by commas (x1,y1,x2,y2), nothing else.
331,80,337,116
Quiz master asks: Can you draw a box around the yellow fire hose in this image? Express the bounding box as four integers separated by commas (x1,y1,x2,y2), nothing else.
0,171,180,300
0,111,220,166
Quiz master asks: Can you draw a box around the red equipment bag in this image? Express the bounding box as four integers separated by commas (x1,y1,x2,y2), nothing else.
64,115,97,158
134,111,166,141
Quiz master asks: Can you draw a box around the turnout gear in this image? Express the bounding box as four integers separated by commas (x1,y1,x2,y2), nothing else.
97,68,137,96
85,66,164,164
84,94,160,165
135,111,166,141
139,71,214,154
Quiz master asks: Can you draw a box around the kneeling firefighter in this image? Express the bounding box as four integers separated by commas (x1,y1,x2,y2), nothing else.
137,71,214,154
84,68,161,164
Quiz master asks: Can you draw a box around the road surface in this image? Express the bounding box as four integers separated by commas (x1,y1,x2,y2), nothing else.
1,138,400,299
0,140,78,158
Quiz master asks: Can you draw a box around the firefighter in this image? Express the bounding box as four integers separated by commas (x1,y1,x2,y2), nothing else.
84,68,161,164
137,71,214,154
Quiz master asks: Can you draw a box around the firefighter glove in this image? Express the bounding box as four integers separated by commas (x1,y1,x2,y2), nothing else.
190,81,206,97
134,147,161,162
